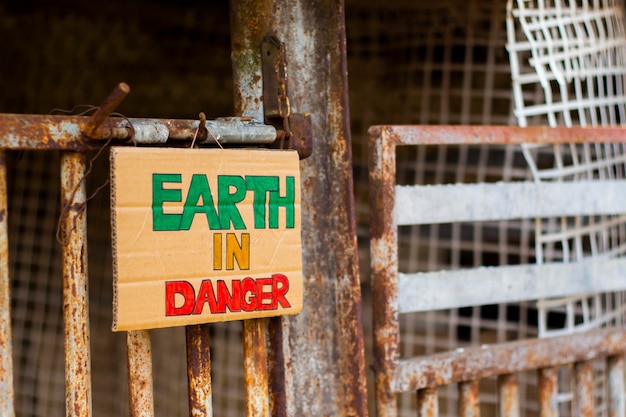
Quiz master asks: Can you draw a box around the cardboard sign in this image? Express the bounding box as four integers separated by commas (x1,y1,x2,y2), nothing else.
110,147,303,331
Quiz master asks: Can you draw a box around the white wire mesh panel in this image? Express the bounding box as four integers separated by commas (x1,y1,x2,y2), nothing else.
507,0,626,415
507,0,626,337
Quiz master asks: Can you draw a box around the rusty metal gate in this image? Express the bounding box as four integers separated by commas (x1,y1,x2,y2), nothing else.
0,81,295,416
369,125,626,416
1,1,369,415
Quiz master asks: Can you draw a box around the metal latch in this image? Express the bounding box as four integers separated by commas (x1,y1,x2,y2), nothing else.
261,35,312,160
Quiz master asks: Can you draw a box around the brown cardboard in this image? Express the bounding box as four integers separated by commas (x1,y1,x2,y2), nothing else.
110,147,302,331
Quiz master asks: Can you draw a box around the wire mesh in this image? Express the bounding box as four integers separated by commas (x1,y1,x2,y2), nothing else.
347,0,541,415
506,1,626,415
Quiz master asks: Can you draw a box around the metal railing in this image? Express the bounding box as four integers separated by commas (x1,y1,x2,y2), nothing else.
0,84,282,417
368,125,626,417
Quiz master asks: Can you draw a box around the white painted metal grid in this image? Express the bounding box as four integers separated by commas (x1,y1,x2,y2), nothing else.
506,1,626,415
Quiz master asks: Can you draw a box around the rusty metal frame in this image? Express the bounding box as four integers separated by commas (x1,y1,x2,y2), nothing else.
0,149,14,417
0,79,287,416
3,0,368,415
369,125,626,417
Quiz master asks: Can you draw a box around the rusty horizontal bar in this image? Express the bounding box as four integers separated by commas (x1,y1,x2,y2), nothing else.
0,114,277,150
392,327,626,393
369,124,626,147
0,150,14,417
61,152,92,417
127,330,154,417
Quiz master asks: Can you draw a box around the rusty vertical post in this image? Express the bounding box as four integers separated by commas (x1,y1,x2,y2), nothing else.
230,1,274,416
186,324,212,417
269,2,369,416
574,360,594,417
243,319,270,417
608,355,625,417
498,374,520,417
127,330,155,417
417,387,438,417
60,151,92,417
0,150,15,417
459,380,480,417
538,367,558,417
230,0,272,122
370,133,399,417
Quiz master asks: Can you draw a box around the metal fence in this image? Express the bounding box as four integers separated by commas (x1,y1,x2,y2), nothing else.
0,83,284,417
369,125,626,417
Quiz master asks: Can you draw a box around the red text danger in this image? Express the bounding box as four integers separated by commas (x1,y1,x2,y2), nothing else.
165,274,291,316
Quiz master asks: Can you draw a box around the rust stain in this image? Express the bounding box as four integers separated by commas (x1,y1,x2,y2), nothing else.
127,330,155,417
186,324,212,417
369,130,399,416
243,318,270,417
538,367,558,417
498,374,520,417
268,317,287,417
417,387,438,417
458,380,479,417
60,152,92,417
83,82,130,138
0,113,276,150
0,148,13,417
369,125,626,147
574,360,594,417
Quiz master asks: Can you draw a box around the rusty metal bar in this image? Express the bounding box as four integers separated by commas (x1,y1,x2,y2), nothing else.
243,319,270,417
0,150,14,417
267,316,287,417
574,360,594,417
186,324,212,417
417,387,438,417
60,152,92,417
83,82,130,137
459,380,480,417
370,124,626,147
498,374,520,417
230,0,271,122
127,330,154,417
0,114,276,150
230,3,274,414
608,355,625,417
369,135,399,417
392,327,626,393
538,367,559,417
269,1,369,415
